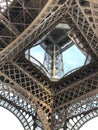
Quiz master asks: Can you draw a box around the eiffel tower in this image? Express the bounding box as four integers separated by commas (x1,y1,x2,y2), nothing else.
0,0,98,129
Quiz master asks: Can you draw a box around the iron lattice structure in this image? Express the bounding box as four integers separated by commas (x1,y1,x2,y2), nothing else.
0,0,98,129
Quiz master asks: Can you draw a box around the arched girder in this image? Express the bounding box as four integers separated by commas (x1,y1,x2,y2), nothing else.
0,0,47,49
0,82,43,130
68,0,98,57
0,0,72,62
67,109,98,130
0,99,32,130
51,93,98,129
1,1,98,130
0,74,51,130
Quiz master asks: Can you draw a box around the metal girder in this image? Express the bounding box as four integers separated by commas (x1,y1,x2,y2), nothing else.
0,81,44,130
0,98,35,130
48,31,74,54
0,0,72,62
15,57,52,91
1,0,98,130
0,72,39,106
54,62,97,93
0,58,55,129
0,72,51,130
67,94,98,118
0,37,8,48
66,109,98,130
1,59,98,129
0,13,20,36
0,82,37,114
76,0,98,37
68,1,98,57
0,61,52,103
50,95,98,129
17,0,34,19
53,62,98,110
51,94,98,129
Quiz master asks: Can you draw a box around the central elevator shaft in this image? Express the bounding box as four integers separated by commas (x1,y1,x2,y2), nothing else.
52,44,56,77
43,44,64,79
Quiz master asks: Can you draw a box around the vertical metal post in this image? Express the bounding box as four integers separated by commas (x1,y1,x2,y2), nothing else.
43,45,64,79
61,53,64,75
28,49,30,60
52,44,56,77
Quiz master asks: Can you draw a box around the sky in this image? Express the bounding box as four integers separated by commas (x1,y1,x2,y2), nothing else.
30,45,45,65
0,0,96,129
62,45,86,74
0,45,92,130
30,44,87,76
0,107,24,130
80,117,98,130
0,106,98,130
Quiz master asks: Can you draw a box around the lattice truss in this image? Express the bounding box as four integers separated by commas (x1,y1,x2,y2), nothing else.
0,0,98,130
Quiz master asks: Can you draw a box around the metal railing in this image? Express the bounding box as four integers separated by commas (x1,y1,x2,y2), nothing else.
26,55,50,77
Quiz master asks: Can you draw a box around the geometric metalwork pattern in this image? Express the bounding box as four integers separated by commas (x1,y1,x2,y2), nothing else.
0,0,98,130
0,82,43,130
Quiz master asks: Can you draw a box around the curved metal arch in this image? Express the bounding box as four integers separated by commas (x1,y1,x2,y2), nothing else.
0,81,45,130
0,80,38,113
0,71,51,130
0,0,58,61
71,109,98,130
0,68,51,130
0,99,31,130
52,93,98,129
0,0,72,62
67,94,98,118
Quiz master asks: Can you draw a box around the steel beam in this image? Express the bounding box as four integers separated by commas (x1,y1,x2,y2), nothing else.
0,0,72,62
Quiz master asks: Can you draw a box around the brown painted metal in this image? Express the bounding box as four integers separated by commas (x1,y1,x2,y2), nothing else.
0,0,98,129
